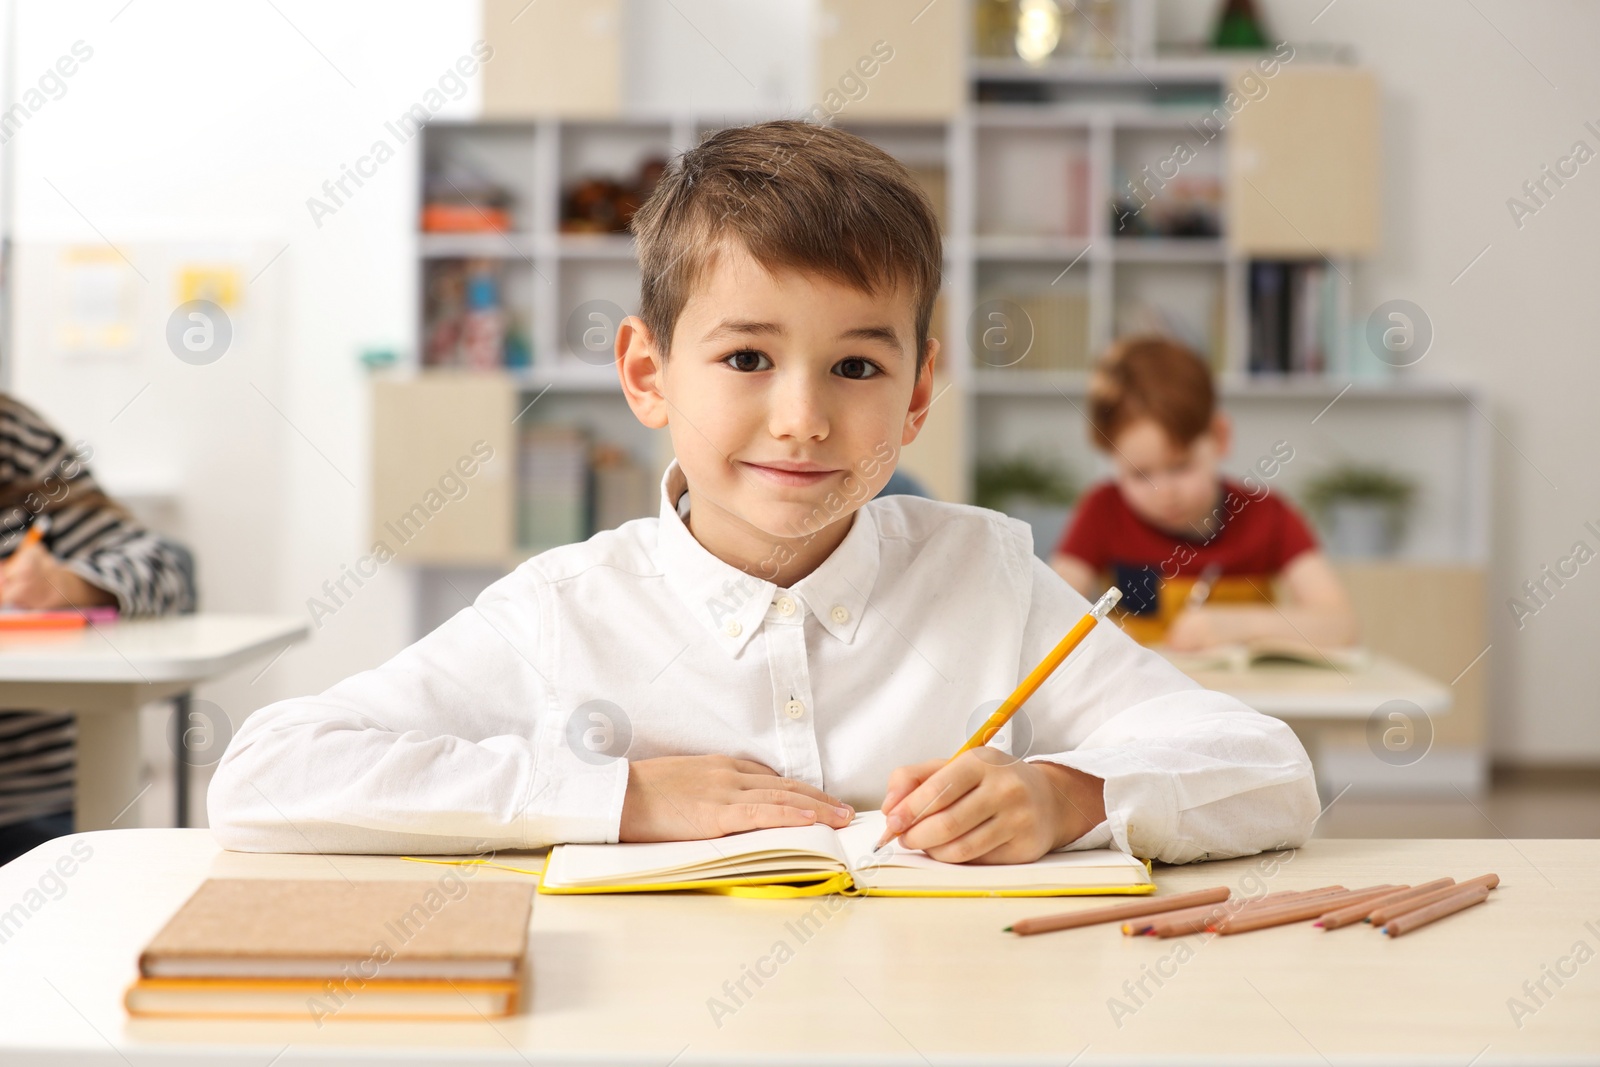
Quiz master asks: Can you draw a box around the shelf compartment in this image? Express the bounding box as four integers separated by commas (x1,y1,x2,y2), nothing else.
975,124,1091,241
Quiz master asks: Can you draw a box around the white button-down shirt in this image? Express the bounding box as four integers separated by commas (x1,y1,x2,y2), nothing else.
210,460,1320,863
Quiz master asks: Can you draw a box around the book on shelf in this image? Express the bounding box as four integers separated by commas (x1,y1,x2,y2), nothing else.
591,443,653,532
125,879,534,1020
516,428,658,552
518,424,590,550
979,288,1091,371
1249,261,1335,375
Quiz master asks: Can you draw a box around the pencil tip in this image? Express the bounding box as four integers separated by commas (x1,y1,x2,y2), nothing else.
1002,926,1012,932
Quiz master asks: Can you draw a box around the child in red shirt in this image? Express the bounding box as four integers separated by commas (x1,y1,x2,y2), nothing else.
1051,336,1358,651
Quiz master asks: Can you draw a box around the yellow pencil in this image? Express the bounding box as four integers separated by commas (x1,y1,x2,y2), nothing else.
874,586,1123,851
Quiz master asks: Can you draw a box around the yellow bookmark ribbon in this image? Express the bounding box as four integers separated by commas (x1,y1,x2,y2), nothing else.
400,855,547,878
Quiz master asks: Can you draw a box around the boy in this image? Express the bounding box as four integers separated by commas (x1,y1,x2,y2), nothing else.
1050,336,1359,652
209,122,1318,866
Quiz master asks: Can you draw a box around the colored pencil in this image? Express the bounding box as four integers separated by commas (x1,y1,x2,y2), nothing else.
1315,878,1456,930
1383,884,1492,937
1211,885,1404,935
1006,885,1229,936
1145,886,1352,938
1367,874,1499,927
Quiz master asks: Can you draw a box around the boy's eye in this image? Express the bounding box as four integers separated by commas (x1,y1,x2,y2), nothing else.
834,357,882,380
722,349,771,372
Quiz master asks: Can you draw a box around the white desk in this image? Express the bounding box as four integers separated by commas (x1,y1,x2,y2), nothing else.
1175,651,1453,720
1,829,1594,1064
0,616,307,829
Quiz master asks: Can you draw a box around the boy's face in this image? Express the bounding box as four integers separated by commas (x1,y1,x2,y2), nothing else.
1108,416,1229,537
618,240,936,575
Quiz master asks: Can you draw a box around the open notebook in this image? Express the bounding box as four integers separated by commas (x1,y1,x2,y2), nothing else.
538,809,1152,897
1161,639,1370,673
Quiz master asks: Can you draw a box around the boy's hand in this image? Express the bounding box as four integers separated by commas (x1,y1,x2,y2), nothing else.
878,748,1106,864
0,542,116,610
1165,606,1237,651
619,755,855,842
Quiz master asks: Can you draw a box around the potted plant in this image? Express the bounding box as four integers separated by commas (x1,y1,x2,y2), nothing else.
975,453,1078,560
1302,464,1418,557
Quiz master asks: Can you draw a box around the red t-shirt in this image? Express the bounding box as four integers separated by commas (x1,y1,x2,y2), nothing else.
1055,479,1318,612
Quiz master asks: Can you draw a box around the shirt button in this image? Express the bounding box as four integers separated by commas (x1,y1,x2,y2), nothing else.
775,596,796,616
785,699,806,719
830,605,850,624
724,621,742,637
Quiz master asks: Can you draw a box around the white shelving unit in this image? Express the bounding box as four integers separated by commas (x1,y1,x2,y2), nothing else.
391,37,1486,607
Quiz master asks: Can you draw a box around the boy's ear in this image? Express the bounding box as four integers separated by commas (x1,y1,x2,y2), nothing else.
617,315,669,429
901,337,940,446
1209,411,1232,456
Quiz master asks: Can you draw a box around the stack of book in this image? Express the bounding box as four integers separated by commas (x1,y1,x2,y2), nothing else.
125,878,533,1021
1248,260,1338,375
518,425,591,550
591,442,654,532
978,288,1091,371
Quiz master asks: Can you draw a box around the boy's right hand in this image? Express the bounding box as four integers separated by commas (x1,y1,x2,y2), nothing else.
618,755,854,842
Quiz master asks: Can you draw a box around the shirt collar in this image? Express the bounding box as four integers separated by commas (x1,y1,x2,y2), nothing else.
653,459,880,653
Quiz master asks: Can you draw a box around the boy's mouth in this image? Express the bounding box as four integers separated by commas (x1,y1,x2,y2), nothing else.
738,460,840,488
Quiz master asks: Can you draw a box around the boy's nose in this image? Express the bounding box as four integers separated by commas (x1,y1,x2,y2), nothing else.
767,373,830,441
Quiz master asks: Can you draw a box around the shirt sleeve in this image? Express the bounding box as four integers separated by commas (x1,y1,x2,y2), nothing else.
1054,484,1111,568
1011,549,1321,864
206,562,629,855
1270,496,1321,571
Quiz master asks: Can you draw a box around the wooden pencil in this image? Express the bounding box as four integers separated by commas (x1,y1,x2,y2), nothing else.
1120,889,1318,940
1211,885,1405,935
1006,885,1229,936
1382,884,1491,937
1139,887,1350,938
1315,878,1456,930
1367,874,1499,927
1121,887,1340,935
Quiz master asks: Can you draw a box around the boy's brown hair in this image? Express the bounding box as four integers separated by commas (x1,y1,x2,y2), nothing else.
629,120,941,381
1087,336,1216,450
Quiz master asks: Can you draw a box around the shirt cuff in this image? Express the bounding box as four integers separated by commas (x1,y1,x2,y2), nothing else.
1060,818,1113,851
524,754,631,846
1026,748,1178,861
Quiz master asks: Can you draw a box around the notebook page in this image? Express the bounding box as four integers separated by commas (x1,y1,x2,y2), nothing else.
544,821,849,888
835,810,1148,890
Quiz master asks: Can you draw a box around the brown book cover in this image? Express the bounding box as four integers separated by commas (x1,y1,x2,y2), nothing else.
138,879,534,981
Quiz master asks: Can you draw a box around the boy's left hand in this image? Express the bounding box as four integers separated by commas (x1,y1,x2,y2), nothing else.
878,748,1106,864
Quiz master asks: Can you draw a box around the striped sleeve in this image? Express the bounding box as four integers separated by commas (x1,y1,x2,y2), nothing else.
0,395,196,616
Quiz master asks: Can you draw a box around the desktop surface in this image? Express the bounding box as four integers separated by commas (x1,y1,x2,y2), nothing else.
1,829,1594,1065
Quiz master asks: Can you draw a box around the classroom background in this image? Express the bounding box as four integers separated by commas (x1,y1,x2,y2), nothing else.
0,0,1596,840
